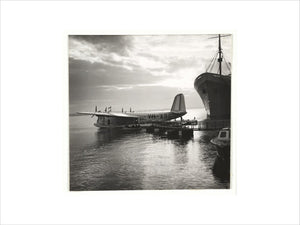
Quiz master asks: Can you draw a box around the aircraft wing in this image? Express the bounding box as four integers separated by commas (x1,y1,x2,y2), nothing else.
77,112,139,118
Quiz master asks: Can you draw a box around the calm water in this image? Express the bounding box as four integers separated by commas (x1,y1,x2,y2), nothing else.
69,108,229,191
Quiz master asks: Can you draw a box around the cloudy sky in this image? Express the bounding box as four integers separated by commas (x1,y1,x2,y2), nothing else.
69,35,232,113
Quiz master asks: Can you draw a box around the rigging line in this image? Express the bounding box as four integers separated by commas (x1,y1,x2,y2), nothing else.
223,57,231,73
212,51,219,73
207,51,218,72
211,58,218,73
206,51,218,72
206,51,217,72
207,55,215,72
211,54,219,73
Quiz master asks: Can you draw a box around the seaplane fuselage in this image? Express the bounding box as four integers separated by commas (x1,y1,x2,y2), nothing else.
78,93,187,129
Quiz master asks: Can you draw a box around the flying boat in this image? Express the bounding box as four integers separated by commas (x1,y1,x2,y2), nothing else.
77,93,187,129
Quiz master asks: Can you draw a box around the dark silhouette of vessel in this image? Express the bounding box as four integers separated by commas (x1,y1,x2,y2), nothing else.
211,128,230,181
194,34,231,120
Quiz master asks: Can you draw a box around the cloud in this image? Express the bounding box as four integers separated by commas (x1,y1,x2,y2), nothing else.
69,58,166,107
69,58,163,87
69,35,133,56
166,57,202,73
69,34,232,112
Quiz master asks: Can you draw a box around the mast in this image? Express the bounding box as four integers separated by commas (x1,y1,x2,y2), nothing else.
218,34,222,75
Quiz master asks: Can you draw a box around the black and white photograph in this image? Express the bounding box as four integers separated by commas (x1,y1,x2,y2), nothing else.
69,34,232,191
2,1,299,224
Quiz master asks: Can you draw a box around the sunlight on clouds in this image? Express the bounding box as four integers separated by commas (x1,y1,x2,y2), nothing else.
69,34,232,78
134,55,165,70
150,69,172,77
69,34,232,110
110,53,123,62
158,68,200,89
69,38,135,70
69,38,105,64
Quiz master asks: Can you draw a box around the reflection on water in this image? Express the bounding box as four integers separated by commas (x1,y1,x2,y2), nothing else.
69,109,230,191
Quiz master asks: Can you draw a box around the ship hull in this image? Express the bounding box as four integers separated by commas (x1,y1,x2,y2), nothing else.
194,72,231,120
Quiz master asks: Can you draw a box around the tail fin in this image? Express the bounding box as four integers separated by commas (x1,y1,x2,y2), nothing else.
171,93,186,113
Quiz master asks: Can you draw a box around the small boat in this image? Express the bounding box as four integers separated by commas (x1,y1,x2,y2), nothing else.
211,127,230,159
210,127,230,148
211,128,230,180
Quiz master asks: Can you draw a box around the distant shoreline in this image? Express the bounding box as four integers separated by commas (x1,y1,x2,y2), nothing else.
69,107,205,117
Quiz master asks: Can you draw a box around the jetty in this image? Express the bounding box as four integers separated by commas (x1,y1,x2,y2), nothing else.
198,119,230,130
144,121,195,138
143,117,230,138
